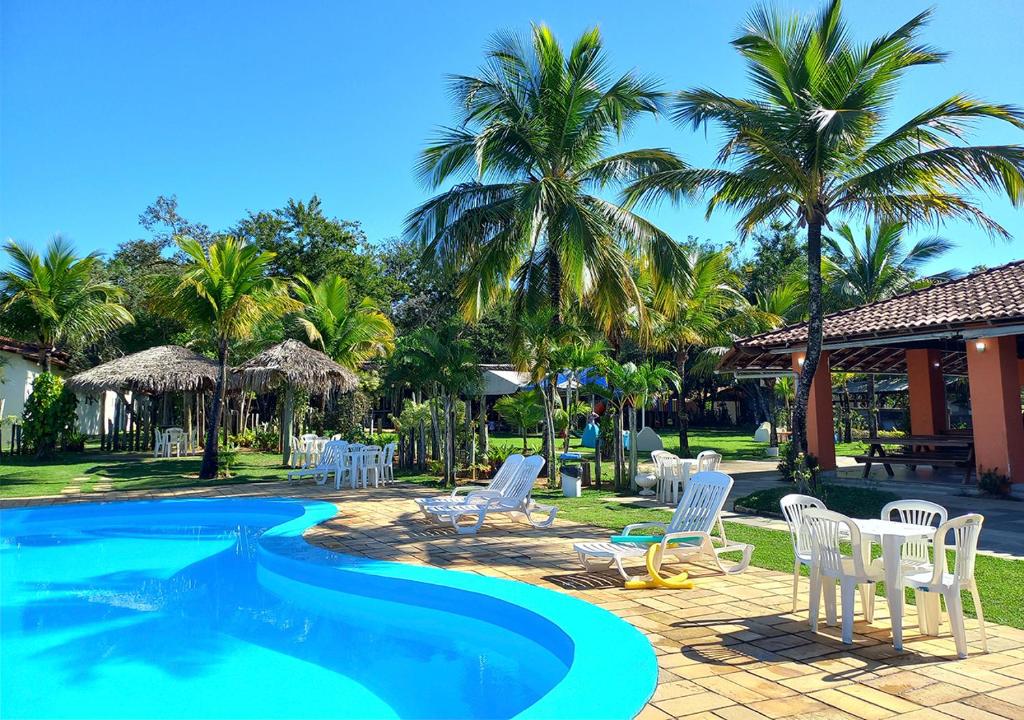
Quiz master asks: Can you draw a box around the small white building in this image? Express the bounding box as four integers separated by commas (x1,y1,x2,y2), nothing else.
0,337,117,449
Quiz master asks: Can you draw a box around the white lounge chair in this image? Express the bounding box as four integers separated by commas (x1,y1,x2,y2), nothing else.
574,471,754,580
415,454,526,513
420,455,555,535
287,440,347,486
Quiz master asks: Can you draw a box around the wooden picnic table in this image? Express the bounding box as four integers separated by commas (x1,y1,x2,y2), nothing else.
856,434,975,483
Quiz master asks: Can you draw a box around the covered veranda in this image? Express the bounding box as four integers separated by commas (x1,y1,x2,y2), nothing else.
720,261,1024,495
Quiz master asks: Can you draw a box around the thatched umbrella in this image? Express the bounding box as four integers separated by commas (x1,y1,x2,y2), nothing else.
66,345,222,447
233,339,359,464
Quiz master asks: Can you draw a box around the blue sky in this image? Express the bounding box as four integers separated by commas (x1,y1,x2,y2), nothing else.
2,0,1023,275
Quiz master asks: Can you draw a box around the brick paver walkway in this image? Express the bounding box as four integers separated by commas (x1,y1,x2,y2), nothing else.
4,481,1024,720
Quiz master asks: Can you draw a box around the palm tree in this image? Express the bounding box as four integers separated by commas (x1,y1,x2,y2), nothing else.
649,247,746,456
151,236,298,479
494,391,545,451
291,273,395,369
604,360,680,487
407,327,482,486
555,339,609,452
824,220,956,434
1,237,134,370
627,0,1024,458
406,24,687,326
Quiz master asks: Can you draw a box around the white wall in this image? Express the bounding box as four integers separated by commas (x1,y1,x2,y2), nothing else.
0,349,115,447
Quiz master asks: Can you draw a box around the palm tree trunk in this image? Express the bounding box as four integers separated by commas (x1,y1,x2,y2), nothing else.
465,397,474,473
200,338,228,479
867,374,878,437
793,215,825,459
676,349,690,457
628,404,638,488
478,393,488,456
613,409,623,490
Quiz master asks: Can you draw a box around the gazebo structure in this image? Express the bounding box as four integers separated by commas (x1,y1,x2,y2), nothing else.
66,345,221,449
233,339,359,464
720,261,1024,493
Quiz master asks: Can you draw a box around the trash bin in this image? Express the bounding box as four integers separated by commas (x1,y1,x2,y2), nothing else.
559,452,583,497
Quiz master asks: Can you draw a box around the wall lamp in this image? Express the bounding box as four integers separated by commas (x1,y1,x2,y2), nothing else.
974,340,987,352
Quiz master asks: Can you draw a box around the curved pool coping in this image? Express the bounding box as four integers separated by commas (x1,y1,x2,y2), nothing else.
1,497,658,720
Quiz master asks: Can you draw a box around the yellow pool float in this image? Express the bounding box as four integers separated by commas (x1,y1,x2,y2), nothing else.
623,544,694,590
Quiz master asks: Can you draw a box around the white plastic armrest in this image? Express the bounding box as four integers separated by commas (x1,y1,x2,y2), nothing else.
661,530,711,549
464,489,501,503
621,522,668,536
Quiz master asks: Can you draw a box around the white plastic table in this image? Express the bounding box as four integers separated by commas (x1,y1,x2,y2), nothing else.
852,517,935,650
658,459,694,504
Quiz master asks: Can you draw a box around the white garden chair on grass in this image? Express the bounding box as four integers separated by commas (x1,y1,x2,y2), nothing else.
695,450,722,472
164,428,186,458
287,440,347,487
902,514,986,658
289,435,305,468
415,454,525,514
802,508,885,644
153,429,166,458
381,442,396,483
420,455,554,535
780,493,827,613
574,471,754,580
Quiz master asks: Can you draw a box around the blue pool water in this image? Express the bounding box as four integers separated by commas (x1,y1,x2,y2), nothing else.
1,499,656,719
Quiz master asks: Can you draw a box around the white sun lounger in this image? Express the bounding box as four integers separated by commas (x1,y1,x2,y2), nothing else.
420,455,555,535
287,440,347,486
414,454,526,514
574,471,754,580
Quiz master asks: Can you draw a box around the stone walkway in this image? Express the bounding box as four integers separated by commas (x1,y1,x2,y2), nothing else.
4,480,1024,719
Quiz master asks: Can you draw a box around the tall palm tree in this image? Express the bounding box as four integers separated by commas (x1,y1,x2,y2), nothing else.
824,220,956,434
291,273,395,369
649,247,747,456
151,236,299,479
555,339,609,452
493,390,545,451
627,0,1024,458
1,237,134,371
406,24,688,326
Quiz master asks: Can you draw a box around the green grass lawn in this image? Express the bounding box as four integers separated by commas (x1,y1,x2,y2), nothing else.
489,427,868,464
0,450,285,498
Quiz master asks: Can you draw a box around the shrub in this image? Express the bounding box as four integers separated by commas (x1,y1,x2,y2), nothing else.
252,427,279,452
22,372,78,458
978,468,1012,498
62,430,87,452
217,444,240,477
231,429,257,448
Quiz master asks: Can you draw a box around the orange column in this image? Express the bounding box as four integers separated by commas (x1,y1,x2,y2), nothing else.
906,349,947,436
793,351,836,472
966,335,1024,484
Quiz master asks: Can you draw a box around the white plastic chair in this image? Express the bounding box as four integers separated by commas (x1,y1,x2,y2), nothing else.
153,429,166,458
903,514,987,658
881,499,948,573
288,440,347,487
695,450,722,472
651,450,679,502
659,457,691,505
164,428,185,458
575,471,754,579
802,508,886,644
381,442,396,483
780,493,827,613
358,446,383,488
289,435,305,468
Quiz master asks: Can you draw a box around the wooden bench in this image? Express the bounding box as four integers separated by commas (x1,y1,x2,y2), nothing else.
854,437,975,483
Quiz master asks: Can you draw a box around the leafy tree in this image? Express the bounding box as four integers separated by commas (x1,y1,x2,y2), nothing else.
138,195,211,250
493,391,545,450
628,0,1024,456
235,196,397,305
150,236,299,479
407,24,687,326
21,372,78,458
741,223,806,305
0,237,135,371
291,273,396,369
603,359,679,486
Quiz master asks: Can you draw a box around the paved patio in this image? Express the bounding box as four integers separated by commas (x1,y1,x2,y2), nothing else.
5,480,1024,720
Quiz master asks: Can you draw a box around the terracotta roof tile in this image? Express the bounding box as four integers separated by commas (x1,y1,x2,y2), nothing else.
737,259,1024,349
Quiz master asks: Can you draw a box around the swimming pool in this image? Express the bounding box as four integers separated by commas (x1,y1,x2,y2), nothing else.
1,498,657,719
